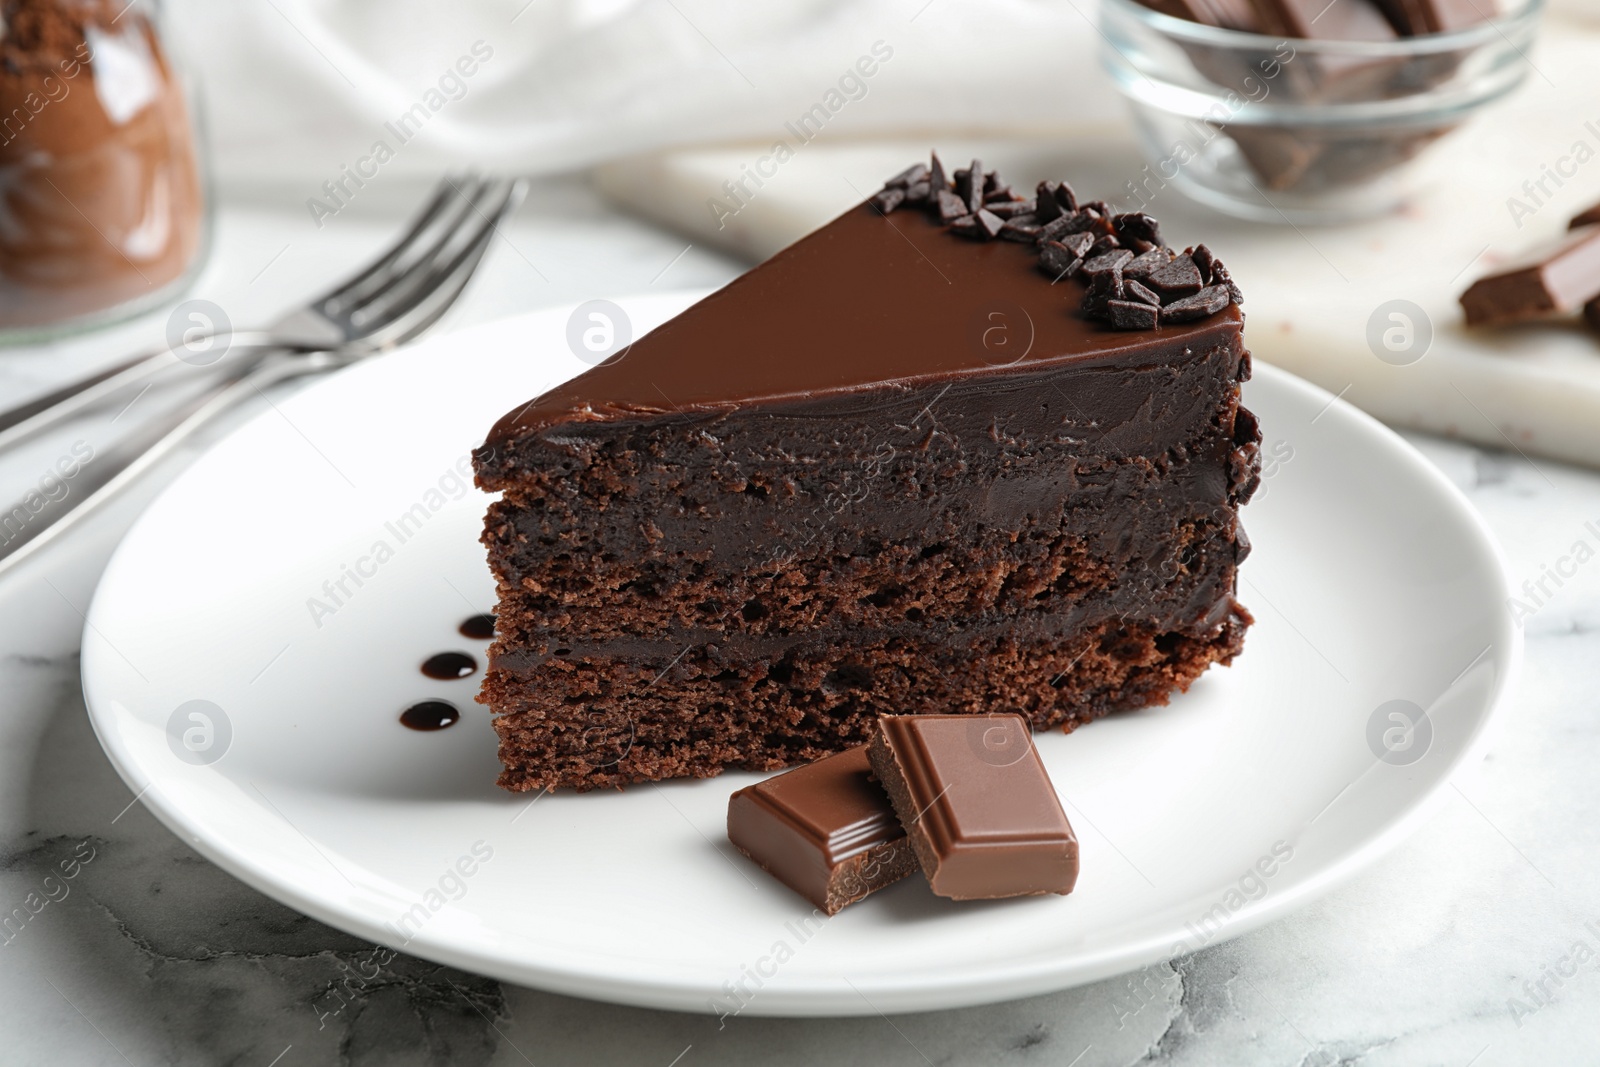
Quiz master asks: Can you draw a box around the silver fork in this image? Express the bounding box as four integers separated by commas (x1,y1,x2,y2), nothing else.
0,174,517,453
0,176,525,580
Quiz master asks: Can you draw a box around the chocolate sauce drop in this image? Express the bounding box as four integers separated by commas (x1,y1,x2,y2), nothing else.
421,651,477,680
459,613,496,640
400,701,459,731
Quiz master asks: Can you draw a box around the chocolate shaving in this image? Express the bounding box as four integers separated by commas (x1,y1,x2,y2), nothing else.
1080,249,1134,280
1038,240,1082,280
935,189,969,223
1035,181,1064,223
986,201,1036,220
1113,212,1164,249
886,163,928,189
1146,255,1204,299
947,215,981,238
999,220,1041,243
1090,234,1123,256
870,187,906,215
1125,279,1162,307
954,160,985,215
1160,285,1232,322
1124,248,1175,280
1108,300,1160,330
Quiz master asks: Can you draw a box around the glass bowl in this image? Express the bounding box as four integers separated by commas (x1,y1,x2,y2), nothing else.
1097,0,1545,223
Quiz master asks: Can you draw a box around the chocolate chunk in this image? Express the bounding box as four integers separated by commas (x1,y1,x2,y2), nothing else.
986,201,1036,220
1572,203,1600,230
1059,231,1096,259
866,715,1078,900
947,215,983,238
870,187,906,214
999,219,1041,242
984,186,1017,206
1080,249,1134,280
1210,259,1244,305
728,746,917,914
1125,279,1162,307
1146,255,1204,299
885,163,929,189
1035,181,1064,223
1037,240,1082,280
1081,267,1126,317
1160,285,1232,323
973,208,1005,239
1124,248,1175,280
936,189,970,223
1190,244,1217,284
1460,226,1600,326
1113,212,1164,249
903,180,931,204
929,152,948,192
1090,233,1123,256
1108,299,1161,330
954,159,985,215
1055,182,1079,215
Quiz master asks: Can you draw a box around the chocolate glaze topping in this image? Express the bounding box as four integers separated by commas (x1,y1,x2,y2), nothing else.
483,157,1243,452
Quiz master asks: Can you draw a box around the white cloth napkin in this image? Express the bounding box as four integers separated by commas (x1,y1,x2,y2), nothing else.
168,0,1117,189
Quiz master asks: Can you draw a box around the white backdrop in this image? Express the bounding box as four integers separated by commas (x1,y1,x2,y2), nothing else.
166,0,1115,189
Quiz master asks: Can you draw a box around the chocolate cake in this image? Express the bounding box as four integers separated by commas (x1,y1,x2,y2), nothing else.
474,156,1260,792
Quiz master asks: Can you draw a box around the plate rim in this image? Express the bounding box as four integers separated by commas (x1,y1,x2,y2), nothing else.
79,297,1522,1016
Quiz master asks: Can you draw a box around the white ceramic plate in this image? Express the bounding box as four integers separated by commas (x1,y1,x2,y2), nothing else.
82,293,1519,1016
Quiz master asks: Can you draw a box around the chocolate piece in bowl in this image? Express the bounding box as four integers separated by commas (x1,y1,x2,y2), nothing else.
1135,0,1262,30
727,747,916,914
867,714,1079,900
474,155,1258,793
1459,226,1600,327
1372,0,1496,34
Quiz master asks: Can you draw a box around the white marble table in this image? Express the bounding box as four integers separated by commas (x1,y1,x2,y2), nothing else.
1,177,1596,1067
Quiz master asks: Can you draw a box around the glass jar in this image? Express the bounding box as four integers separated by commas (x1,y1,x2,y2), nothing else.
0,0,207,341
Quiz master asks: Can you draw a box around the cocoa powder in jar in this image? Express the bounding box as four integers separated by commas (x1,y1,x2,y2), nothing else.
0,0,204,332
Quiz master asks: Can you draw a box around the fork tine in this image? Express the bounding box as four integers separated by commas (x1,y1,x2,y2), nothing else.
314,175,472,312
345,178,524,335
330,175,491,317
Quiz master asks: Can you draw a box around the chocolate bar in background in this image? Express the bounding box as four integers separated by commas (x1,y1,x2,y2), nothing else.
867,715,1079,901
1459,226,1600,326
1572,201,1600,230
1585,297,1600,335
1372,0,1497,34
727,747,916,915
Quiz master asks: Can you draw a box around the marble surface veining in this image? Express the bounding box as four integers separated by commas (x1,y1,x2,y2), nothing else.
1,177,1597,1066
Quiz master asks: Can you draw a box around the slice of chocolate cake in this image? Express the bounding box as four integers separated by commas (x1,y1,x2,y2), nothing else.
474,155,1259,793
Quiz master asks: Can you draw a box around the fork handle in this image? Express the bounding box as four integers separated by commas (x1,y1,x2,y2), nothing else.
0,358,319,581
0,331,297,454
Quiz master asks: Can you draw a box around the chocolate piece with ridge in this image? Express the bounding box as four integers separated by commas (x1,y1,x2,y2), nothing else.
728,747,916,914
1460,226,1600,326
1572,202,1600,230
867,714,1079,900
